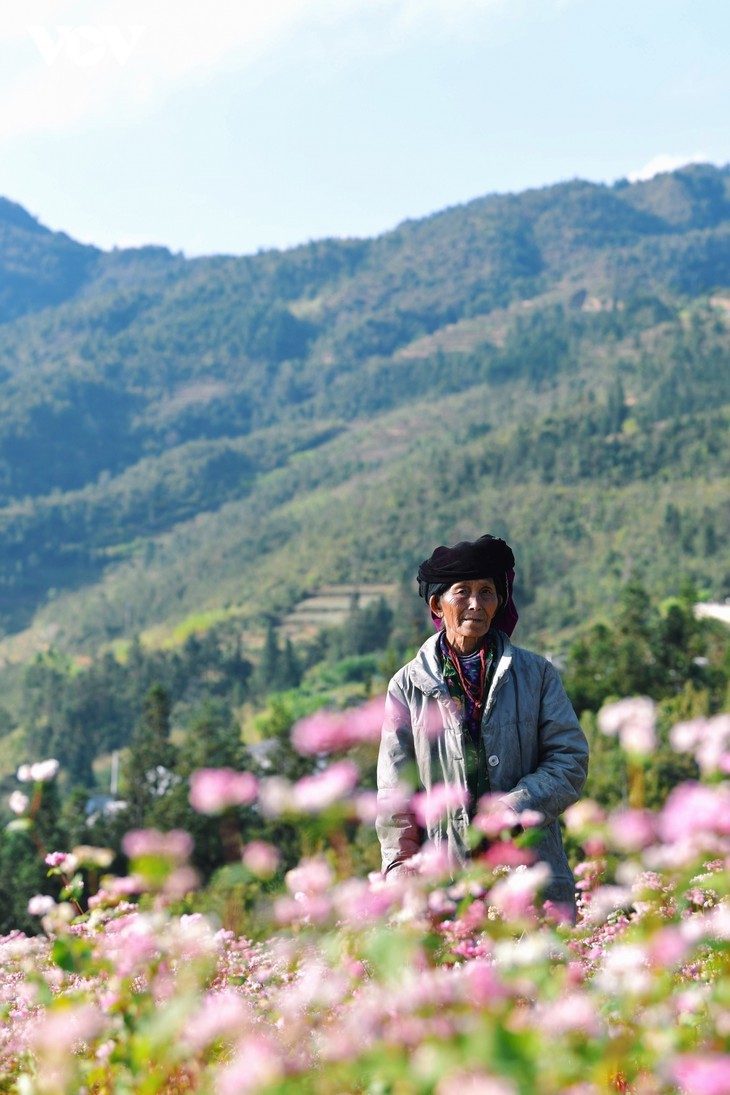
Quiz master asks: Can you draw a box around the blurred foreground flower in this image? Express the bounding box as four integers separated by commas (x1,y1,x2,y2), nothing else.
242,840,280,878
72,844,115,869
436,1071,518,1095
291,696,385,754
122,828,198,895
670,713,730,776
412,782,468,828
472,795,524,840
27,893,55,917
670,1052,730,1095
658,781,730,843
3,698,730,1095
285,856,333,896
189,768,258,815
598,697,657,755
488,862,552,919
8,791,29,815
607,807,657,852
123,829,194,861
292,759,359,812
17,758,59,783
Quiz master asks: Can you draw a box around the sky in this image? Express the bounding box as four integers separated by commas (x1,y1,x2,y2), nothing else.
1,0,728,257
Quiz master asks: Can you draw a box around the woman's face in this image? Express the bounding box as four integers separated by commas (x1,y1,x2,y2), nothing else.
429,577,500,655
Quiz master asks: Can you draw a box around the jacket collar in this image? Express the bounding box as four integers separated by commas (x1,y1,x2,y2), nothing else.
408,629,513,698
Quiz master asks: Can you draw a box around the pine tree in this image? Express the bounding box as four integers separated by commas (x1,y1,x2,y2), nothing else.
122,684,177,829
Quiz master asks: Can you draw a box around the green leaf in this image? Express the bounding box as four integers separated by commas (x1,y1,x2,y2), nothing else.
51,936,93,973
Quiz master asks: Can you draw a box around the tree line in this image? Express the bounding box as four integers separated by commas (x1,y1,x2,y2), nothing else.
0,581,728,933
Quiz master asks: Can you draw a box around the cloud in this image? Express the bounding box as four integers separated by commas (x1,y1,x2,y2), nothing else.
0,0,319,138
0,0,511,140
627,153,710,183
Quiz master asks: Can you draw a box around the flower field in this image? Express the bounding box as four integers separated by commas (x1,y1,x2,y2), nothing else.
2,701,730,1094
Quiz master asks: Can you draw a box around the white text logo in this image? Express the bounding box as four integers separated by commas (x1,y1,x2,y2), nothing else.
27,25,145,68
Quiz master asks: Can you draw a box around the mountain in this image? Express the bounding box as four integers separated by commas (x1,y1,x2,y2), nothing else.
0,164,729,658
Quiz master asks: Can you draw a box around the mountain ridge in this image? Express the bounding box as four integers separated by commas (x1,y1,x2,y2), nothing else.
0,163,728,657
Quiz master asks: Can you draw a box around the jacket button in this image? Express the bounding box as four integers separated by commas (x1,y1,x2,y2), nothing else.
488,754,500,767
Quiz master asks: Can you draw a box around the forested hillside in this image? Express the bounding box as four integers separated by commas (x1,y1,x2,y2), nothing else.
0,165,729,928
0,164,728,660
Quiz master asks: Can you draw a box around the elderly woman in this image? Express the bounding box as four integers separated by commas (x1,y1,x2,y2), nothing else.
376,534,588,915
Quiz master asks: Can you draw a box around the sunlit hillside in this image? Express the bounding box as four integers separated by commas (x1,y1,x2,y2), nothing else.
0,164,728,658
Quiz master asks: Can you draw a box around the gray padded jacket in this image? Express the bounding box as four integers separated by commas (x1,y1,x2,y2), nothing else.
376,630,589,908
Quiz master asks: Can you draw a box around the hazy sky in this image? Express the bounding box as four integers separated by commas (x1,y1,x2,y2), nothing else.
1,0,728,257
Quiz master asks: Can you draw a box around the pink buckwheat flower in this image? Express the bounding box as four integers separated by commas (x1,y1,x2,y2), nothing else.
483,841,536,869
460,960,504,1005
45,851,78,871
274,891,331,925
670,714,730,776
598,697,657,755
242,840,280,878
669,1053,730,1095
472,795,521,839
563,798,607,835
182,989,253,1052
659,782,730,843
595,942,652,996
707,902,730,940
412,783,468,828
216,1033,284,1094
404,841,453,880
189,767,258,814
647,926,691,969
354,789,379,823
29,1002,104,1091
285,856,333,895
291,695,386,754
375,782,410,819
581,884,633,924
292,759,359,812
607,807,657,852
333,877,396,923
163,866,199,898
536,992,600,1037
436,1072,518,1095
488,861,552,919
122,828,194,862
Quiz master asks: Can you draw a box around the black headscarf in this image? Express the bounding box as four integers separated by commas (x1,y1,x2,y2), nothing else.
417,534,518,636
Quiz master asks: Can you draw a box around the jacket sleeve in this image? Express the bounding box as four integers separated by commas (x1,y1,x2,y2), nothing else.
375,677,421,875
500,660,589,825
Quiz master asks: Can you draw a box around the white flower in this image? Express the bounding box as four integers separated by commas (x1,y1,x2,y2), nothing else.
493,933,553,969
27,894,56,917
9,791,29,815
595,943,652,995
17,759,60,783
31,758,60,782
598,698,657,755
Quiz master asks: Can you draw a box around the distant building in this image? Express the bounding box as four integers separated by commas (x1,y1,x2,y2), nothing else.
85,795,127,826
694,602,730,626
85,749,127,825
